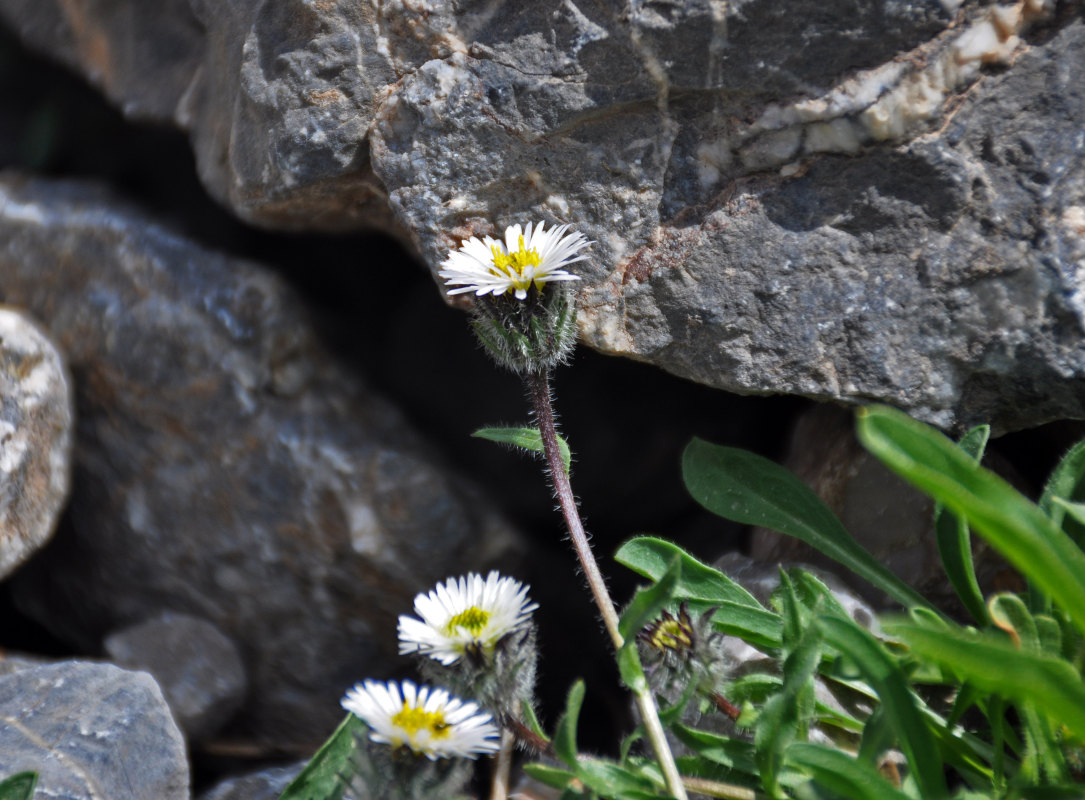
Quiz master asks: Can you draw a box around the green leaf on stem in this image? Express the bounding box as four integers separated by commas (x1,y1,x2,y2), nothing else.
681,438,932,612
279,713,363,800
616,538,784,648
615,537,763,610
0,773,37,800
521,699,551,746
473,425,572,475
1040,438,1085,546
522,763,578,791
554,680,586,769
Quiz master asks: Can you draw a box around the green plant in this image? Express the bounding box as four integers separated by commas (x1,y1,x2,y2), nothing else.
0,772,37,800
284,216,1085,799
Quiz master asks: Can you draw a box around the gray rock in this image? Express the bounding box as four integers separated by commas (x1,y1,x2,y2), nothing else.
0,306,73,580
2,1,1083,430
0,0,398,234
0,173,523,748
749,404,1015,612
103,612,247,743
370,5,1085,434
0,660,189,800
199,762,304,800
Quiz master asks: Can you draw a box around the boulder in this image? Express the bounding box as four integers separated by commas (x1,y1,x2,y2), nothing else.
0,306,73,580
103,612,247,743
1,2,1083,429
0,173,522,748
0,660,189,800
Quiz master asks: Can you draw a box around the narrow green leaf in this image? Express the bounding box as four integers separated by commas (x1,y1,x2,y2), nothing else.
279,714,363,800
819,616,948,799
707,601,784,650
555,680,586,769
756,598,822,797
934,425,989,625
473,425,572,475
521,699,551,745
617,642,648,694
856,406,1085,634
887,621,1085,739
1021,704,1070,784
1040,438,1085,544
522,763,578,791
0,773,38,800
1052,496,1085,528
787,743,912,800
682,438,932,611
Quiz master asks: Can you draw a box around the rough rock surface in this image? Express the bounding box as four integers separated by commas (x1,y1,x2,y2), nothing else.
2,1,1083,431
0,173,522,748
103,612,247,743
0,660,189,800
0,306,73,580
199,762,304,800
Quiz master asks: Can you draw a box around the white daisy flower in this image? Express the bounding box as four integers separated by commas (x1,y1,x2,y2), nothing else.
342,679,500,760
398,571,538,665
439,221,590,300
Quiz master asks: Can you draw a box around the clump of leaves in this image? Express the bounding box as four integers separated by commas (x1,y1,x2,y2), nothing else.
534,406,1085,799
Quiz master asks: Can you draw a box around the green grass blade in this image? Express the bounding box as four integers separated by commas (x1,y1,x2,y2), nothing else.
682,438,932,611
786,743,912,800
819,616,948,799
887,621,1085,739
856,406,1085,634
934,425,989,625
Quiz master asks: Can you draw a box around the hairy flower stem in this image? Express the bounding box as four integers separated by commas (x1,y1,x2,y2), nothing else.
527,367,688,800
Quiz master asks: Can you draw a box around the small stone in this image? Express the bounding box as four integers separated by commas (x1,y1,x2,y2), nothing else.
103,612,247,743
0,660,189,800
0,306,73,580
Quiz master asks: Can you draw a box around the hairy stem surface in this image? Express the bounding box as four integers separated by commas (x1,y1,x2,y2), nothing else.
527,366,688,800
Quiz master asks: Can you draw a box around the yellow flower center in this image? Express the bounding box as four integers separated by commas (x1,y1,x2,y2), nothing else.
647,618,693,652
447,606,491,637
490,235,542,294
392,702,451,741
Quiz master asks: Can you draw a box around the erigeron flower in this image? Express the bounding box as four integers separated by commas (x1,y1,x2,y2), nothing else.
399,571,538,665
341,679,500,760
439,221,590,300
